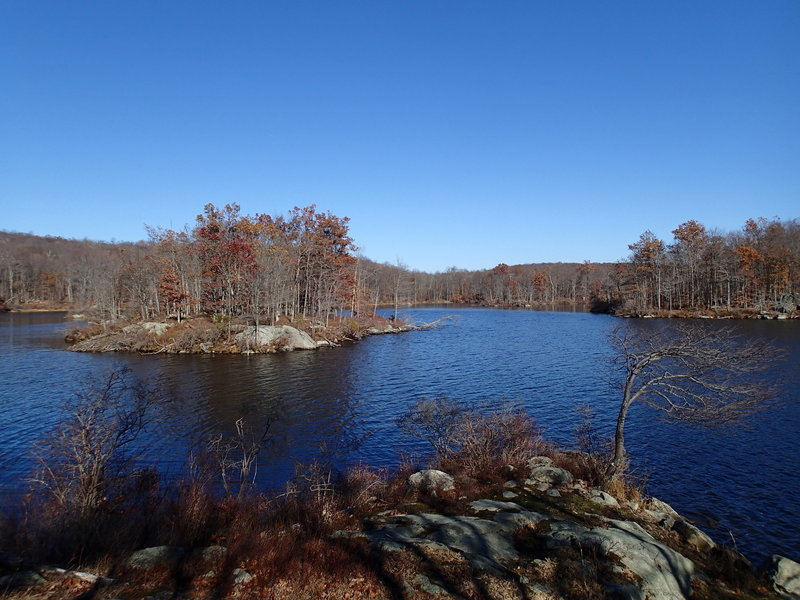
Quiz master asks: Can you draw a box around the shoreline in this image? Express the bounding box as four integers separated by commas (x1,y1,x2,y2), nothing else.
1,447,795,599
612,308,799,320
64,315,424,354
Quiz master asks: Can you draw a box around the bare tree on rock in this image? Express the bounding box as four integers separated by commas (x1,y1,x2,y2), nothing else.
605,323,781,484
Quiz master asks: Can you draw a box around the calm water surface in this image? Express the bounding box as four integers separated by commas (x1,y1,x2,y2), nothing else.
1,308,798,562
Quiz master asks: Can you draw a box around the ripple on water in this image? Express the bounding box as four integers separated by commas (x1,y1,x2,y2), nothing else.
1,309,798,561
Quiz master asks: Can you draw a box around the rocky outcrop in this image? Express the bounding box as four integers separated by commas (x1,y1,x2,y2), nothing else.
122,322,170,336
546,518,695,600
2,460,790,599
235,325,317,350
127,545,185,570
331,463,790,600
769,555,800,599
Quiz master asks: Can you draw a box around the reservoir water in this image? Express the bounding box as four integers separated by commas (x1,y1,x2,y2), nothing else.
1,308,798,562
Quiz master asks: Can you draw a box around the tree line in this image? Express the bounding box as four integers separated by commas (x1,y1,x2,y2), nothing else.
612,217,800,315
1,208,798,320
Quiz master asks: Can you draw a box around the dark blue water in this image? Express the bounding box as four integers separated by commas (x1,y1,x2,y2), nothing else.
1,308,798,562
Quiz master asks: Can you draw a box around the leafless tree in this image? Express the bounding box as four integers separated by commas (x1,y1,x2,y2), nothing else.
29,369,158,520
397,397,466,456
203,417,272,501
606,323,781,483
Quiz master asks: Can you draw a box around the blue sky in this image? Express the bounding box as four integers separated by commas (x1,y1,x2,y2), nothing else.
1,1,797,272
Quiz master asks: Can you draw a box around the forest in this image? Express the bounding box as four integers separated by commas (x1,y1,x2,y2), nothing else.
0,206,798,320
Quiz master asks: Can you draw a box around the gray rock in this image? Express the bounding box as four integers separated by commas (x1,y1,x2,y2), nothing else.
468,499,524,513
0,571,46,587
768,554,800,599
127,546,185,570
492,510,548,532
644,509,676,529
503,480,519,488
589,489,620,507
41,568,115,586
408,469,455,493
502,490,519,499
331,529,412,552
527,456,554,468
412,574,447,596
122,322,170,336
195,545,227,561
382,513,520,568
672,519,715,552
528,465,574,486
646,497,680,518
141,322,170,335
546,489,561,498
235,325,317,350
232,568,253,584
527,481,552,492
545,519,695,600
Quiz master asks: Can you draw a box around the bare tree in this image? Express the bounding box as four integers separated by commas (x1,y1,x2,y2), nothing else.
397,397,466,456
204,417,272,501
30,369,158,520
606,323,781,483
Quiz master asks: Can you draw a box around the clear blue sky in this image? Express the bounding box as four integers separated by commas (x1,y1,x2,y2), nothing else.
1,1,797,272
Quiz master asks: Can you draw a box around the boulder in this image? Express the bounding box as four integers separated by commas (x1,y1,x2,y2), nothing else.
768,555,800,599
122,322,170,336
235,325,317,351
408,469,455,494
588,489,620,507
527,456,554,469
232,568,253,584
672,519,715,552
141,322,170,335
127,545,185,570
526,465,574,487
0,571,46,588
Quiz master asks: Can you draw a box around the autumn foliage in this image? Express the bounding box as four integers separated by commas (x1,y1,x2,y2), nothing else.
0,212,798,319
615,217,800,315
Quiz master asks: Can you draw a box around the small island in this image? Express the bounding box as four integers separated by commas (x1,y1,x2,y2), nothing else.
65,313,413,354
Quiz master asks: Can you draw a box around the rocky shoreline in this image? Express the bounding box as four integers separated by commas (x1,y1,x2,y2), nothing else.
64,317,418,354
3,456,797,599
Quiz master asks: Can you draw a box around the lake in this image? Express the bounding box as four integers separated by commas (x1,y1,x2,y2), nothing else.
0,308,798,562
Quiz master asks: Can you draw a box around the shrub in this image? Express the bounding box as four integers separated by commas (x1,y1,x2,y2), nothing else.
18,369,163,564
397,397,465,457
442,405,549,481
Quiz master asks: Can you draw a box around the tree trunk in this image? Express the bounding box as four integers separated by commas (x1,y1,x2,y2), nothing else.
606,370,636,484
